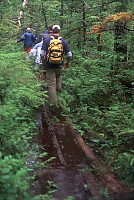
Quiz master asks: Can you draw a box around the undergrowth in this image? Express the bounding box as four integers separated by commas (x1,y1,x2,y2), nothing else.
58,51,134,186
0,51,49,200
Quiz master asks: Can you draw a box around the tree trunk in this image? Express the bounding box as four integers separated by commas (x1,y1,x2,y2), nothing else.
114,22,127,62
41,0,48,30
60,1,64,29
114,0,128,71
82,0,86,44
97,34,102,52
17,0,28,29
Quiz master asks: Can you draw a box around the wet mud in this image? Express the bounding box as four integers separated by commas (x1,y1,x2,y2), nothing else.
29,105,134,200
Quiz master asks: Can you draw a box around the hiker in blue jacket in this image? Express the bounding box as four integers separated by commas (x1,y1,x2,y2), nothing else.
40,25,72,107
15,27,36,54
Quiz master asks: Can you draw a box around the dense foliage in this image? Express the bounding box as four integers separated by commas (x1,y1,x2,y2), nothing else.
0,0,134,199
0,48,48,199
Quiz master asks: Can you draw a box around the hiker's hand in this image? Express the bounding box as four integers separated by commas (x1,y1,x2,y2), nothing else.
64,62,69,68
15,41,18,43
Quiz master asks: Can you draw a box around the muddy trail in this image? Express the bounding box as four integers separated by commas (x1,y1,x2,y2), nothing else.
29,105,134,200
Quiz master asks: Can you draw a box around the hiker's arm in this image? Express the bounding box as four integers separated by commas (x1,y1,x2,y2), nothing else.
64,52,72,67
32,34,36,43
63,39,72,67
35,35,41,44
18,33,25,42
15,33,25,43
40,56,45,65
40,39,47,65
40,50,46,66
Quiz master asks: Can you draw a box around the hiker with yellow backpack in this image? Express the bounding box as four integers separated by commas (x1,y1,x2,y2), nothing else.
41,25,72,108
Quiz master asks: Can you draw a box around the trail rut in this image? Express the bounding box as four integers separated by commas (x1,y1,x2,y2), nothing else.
29,105,133,200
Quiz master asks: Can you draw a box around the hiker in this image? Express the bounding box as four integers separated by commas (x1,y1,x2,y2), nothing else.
28,41,46,83
15,27,36,54
35,24,53,44
41,25,72,107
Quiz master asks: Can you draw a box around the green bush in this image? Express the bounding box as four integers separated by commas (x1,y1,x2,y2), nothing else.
0,51,47,199
0,152,30,200
59,49,134,185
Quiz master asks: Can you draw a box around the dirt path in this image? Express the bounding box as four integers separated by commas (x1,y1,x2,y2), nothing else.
29,105,133,200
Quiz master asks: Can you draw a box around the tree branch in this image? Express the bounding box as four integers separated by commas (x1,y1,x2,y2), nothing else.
125,28,134,31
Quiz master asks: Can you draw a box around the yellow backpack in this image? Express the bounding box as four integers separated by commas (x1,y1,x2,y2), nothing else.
47,36,64,64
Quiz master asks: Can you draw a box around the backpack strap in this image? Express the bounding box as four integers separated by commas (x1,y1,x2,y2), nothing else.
58,37,62,40
50,36,54,40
